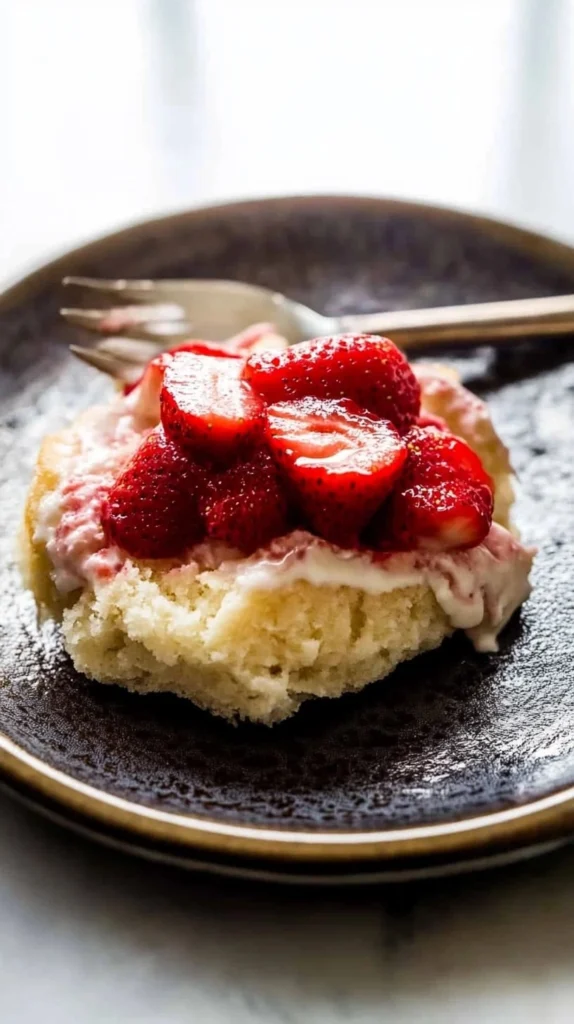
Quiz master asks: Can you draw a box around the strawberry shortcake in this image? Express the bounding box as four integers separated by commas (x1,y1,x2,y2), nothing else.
21,329,533,724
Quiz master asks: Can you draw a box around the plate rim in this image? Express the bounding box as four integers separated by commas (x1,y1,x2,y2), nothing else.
3,734,574,864
2,776,567,885
3,192,574,305
4,192,574,867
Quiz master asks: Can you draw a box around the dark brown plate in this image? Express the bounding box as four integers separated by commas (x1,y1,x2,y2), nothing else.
2,195,574,883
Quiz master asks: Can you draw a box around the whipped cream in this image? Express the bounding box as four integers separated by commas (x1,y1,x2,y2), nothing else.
34,396,143,592
35,384,534,651
224,527,534,652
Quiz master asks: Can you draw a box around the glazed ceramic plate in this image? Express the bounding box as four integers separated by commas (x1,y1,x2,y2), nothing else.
2,195,574,884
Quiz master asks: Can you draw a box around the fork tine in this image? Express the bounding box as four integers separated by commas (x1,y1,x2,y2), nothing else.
62,275,198,305
63,276,157,295
96,337,163,364
61,307,108,329
61,303,183,329
69,344,137,383
68,321,192,344
61,304,190,344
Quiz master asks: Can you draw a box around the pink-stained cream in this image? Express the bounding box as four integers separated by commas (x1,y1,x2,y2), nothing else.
34,374,534,652
33,395,146,592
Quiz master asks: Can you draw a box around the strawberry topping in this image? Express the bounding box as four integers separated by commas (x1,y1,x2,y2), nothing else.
244,333,420,432
266,397,407,548
102,427,206,559
379,427,494,551
160,351,265,461
200,448,289,554
103,331,496,561
123,340,240,397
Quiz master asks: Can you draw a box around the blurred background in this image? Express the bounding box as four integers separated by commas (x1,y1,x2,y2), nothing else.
1,0,573,282
3,2,574,1022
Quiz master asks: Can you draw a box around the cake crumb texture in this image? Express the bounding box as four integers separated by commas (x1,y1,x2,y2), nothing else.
63,562,451,724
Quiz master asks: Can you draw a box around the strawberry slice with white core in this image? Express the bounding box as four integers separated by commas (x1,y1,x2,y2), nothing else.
160,351,265,462
244,333,421,432
124,340,240,400
266,397,407,548
381,426,494,551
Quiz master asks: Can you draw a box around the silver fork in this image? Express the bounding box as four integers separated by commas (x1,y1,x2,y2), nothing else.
62,276,574,381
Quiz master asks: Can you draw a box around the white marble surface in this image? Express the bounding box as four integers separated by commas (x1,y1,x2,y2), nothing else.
2,1,574,1020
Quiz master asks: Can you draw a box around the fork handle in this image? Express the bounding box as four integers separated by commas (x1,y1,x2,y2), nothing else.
338,294,574,349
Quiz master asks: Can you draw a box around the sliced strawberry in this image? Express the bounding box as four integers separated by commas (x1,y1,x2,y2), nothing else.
160,351,265,462
101,427,206,559
387,479,493,552
377,427,494,552
244,333,420,432
200,448,289,554
403,427,493,489
265,397,407,548
123,341,240,397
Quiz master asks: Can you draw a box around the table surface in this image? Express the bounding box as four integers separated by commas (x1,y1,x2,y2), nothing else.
2,1,574,1021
